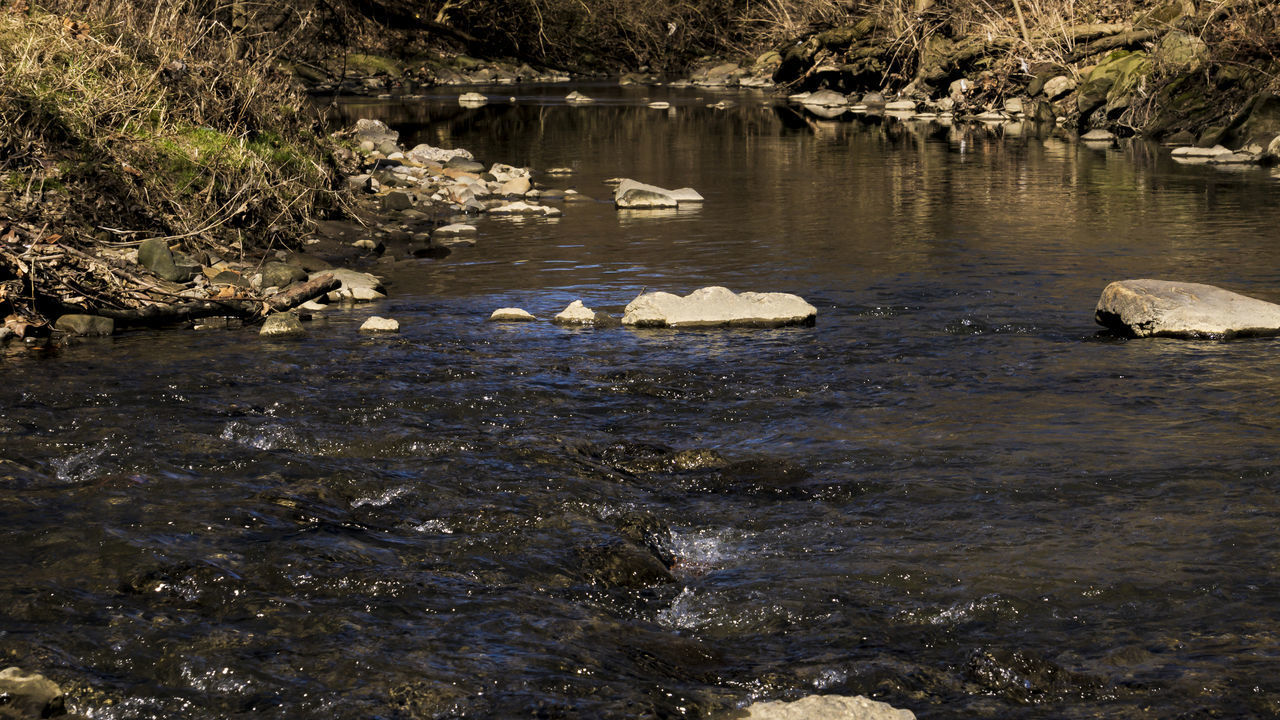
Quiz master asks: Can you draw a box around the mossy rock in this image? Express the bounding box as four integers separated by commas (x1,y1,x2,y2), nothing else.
1077,50,1150,117
1154,31,1208,72
343,53,402,78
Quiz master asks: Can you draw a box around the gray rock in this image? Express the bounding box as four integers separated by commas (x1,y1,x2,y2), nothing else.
458,91,487,106
137,238,194,283
623,286,817,328
433,223,477,238
489,307,536,322
614,179,701,209
1171,144,1233,160
1095,279,1280,338
488,163,531,183
209,270,249,288
316,268,386,303
353,118,398,149
260,312,306,337
885,99,916,112
359,316,400,333
53,314,114,336
260,262,306,290
565,91,595,104
406,143,473,165
734,694,915,720
382,191,414,211
1043,75,1076,100
499,176,532,196
799,89,847,108
1081,129,1116,142
0,667,66,719
446,156,486,173
489,201,562,217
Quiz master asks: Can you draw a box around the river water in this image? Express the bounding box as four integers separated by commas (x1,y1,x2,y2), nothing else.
5,85,1280,719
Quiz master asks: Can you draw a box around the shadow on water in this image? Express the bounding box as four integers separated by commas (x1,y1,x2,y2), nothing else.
4,87,1280,718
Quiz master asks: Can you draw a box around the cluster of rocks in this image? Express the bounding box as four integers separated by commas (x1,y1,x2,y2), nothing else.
347,118,573,222
490,287,818,329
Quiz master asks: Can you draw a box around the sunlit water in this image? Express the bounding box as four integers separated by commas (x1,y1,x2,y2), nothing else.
5,85,1280,718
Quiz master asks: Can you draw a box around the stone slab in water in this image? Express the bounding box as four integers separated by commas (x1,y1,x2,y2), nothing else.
622,286,817,328
733,694,915,720
1095,279,1280,338
489,307,535,322
614,179,701,209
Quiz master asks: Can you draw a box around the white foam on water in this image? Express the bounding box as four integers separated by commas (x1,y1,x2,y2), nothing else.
351,485,412,508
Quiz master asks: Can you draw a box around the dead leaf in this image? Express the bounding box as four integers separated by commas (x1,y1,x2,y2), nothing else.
44,233,61,244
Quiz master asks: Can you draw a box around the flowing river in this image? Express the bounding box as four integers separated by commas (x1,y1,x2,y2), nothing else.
5,84,1280,718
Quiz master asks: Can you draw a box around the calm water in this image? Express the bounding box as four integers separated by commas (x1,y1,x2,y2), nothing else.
5,85,1280,718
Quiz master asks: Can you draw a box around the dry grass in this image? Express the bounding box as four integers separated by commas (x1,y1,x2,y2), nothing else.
0,1,339,253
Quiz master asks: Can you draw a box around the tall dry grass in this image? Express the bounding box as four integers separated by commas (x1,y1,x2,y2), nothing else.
0,0,338,251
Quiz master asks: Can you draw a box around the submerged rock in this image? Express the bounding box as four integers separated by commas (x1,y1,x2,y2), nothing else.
259,312,305,337
623,286,817,328
1095,279,1280,338
433,223,477,238
565,91,594,104
733,694,914,719
0,667,67,719
489,307,536,322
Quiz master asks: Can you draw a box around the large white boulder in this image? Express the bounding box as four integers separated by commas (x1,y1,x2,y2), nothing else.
738,694,914,720
622,286,817,328
1095,279,1280,338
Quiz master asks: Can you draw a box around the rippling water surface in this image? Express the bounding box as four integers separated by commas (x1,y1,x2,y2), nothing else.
6,85,1280,718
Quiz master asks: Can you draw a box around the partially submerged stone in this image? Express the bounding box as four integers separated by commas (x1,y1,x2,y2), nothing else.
489,201,562,217
433,223,477,238
0,667,66,719
553,300,598,325
1171,145,1233,160
359,316,400,333
316,268,386,303
260,312,306,337
1081,129,1116,142
622,286,817,328
614,179,702,209
565,91,594,104
54,314,114,336
458,91,487,106
490,307,536,322
736,694,915,720
1095,279,1280,338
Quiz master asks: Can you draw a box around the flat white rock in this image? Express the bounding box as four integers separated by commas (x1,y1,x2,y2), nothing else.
489,201,562,217
1096,278,1280,338
433,223,477,237
359,316,400,333
489,307,536,322
622,286,817,328
315,268,386,303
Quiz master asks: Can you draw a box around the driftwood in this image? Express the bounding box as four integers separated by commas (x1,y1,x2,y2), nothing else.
1065,29,1160,63
0,224,340,329
96,272,339,327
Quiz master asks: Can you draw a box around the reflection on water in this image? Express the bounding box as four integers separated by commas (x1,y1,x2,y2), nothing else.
2,87,1280,719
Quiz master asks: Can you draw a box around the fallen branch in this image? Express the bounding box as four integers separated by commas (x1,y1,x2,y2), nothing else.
96,272,339,327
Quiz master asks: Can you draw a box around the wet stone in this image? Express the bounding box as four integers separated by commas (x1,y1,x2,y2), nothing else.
576,539,675,589
260,312,305,337
53,314,113,337
0,667,67,719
